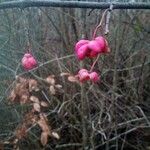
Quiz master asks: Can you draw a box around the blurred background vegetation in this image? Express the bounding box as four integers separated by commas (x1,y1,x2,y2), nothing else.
0,0,150,150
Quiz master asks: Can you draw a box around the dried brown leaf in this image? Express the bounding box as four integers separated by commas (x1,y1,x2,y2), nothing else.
30,96,39,103
29,79,39,92
33,103,41,112
20,94,29,104
51,132,60,140
16,83,30,104
38,120,45,131
46,76,55,85
41,132,48,146
49,86,56,95
40,101,49,107
15,126,27,140
9,90,16,102
13,139,19,144
68,76,78,83
55,84,62,89
17,77,27,83
3,141,10,144
23,111,38,124
60,72,70,76
38,114,51,134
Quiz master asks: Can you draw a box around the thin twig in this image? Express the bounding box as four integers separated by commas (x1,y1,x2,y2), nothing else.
56,143,82,149
92,9,109,39
105,4,113,35
90,54,100,72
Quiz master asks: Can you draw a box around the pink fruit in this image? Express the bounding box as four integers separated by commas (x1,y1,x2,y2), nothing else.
21,53,37,70
75,40,89,52
88,50,98,58
78,69,88,74
76,44,89,60
89,72,100,83
95,36,109,53
78,69,89,82
87,40,102,53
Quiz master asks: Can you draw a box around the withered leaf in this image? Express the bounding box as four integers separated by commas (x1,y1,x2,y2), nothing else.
29,79,39,92
13,138,19,144
3,141,10,144
46,76,55,85
49,86,56,95
40,101,49,107
60,72,70,76
38,114,51,134
9,90,16,102
41,132,48,146
55,84,62,89
68,76,78,83
20,94,29,104
15,126,27,140
23,111,38,124
30,96,39,103
17,76,27,83
33,103,41,112
51,132,60,140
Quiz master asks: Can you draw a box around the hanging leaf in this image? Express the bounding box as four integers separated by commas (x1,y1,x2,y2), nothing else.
8,90,16,102
55,84,62,89
40,101,49,107
15,126,27,140
68,76,78,83
60,72,70,76
29,79,39,92
41,132,48,146
20,94,29,104
46,76,55,85
17,76,27,83
33,103,41,112
38,114,51,133
30,96,40,103
49,86,56,95
51,132,60,140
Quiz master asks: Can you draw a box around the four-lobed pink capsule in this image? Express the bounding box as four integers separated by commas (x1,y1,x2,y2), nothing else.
78,69,100,83
75,36,109,60
21,53,37,70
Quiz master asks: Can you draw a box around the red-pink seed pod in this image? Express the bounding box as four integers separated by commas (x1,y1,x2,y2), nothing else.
23,53,32,58
87,40,102,53
76,44,89,60
88,50,98,58
79,72,90,82
75,40,89,52
21,53,37,70
78,69,88,74
78,69,89,82
89,72,100,83
95,36,109,53
103,39,110,53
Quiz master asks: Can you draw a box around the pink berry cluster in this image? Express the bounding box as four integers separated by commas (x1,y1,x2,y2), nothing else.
75,36,109,83
78,69,99,83
21,53,37,70
75,36,109,60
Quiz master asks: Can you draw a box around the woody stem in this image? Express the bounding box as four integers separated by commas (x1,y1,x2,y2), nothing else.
92,9,109,39
90,54,100,72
